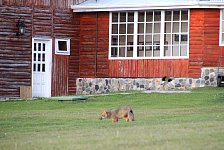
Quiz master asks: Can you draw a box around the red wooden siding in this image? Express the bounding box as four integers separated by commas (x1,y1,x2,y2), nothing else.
79,9,223,79
109,59,189,78
53,10,80,95
79,12,189,78
189,9,221,78
96,12,110,77
79,12,109,78
52,55,68,96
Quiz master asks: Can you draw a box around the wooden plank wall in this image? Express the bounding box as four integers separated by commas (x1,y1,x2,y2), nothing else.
203,9,221,66
109,9,222,78
96,12,110,77
0,0,80,98
109,59,189,78
0,6,33,98
79,12,109,78
0,0,86,7
189,9,221,78
53,9,80,96
79,9,223,79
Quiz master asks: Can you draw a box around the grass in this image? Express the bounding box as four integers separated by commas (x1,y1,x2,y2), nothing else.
0,87,224,150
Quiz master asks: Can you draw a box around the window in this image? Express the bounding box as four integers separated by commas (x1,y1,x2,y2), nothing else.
220,9,224,46
55,38,70,55
109,10,189,59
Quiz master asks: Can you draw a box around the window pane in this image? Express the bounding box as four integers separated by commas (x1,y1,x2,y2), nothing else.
181,10,188,21
112,24,118,34
138,35,144,44
222,21,224,31
153,41,160,57
222,33,224,42
43,43,45,51
173,34,179,44
34,53,36,61
112,13,118,22
145,35,152,44
38,64,41,72
154,11,161,21
173,11,180,21
173,45,179,56
138,12,145,22
112,36,118,45
180,45,187,56
127,35,133,45
34,43,36,51
146,23,152,33
58,41,67,51
128,12,134,22
164,46,171,56
146,11,153,22
33,64,36,71
137,46,144,57
42,64,45,72
154,23,160,33
181,22,188,32
127,24,134,34
181,34,188,44
111,47,118,57
119,35,126,45
145,46,152,57
165,11,172,21
173,22,179,33
222,10,224,20
127,47,133,57
119,24,126,34
165,22,171,33
38,53,41,61
42,54,45,62
153,49,160,57
120,12,126,22
138,23,144,33
153,34,160,43
38,43,41,51
119,47,125,57
165,34,172,45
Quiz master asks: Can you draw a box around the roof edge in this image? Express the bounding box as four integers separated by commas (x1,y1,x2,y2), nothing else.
71,2,224,12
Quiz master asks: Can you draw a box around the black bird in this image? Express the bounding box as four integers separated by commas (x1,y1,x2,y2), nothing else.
162,76,173,82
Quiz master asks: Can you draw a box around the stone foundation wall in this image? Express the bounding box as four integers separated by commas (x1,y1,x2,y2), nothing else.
76,78,205,95
76,67,223,95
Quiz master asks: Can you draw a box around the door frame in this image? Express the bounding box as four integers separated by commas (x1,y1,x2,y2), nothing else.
32,37,52,97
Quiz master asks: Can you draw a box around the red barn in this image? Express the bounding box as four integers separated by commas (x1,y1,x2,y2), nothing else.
0,0,224,98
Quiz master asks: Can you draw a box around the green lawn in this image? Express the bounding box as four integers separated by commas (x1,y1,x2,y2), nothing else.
0,87,224,150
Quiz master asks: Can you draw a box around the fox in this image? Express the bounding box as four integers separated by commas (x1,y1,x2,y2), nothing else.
99,106,134,123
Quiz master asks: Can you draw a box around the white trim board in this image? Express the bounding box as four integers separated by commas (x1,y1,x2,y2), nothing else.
72,1,224,12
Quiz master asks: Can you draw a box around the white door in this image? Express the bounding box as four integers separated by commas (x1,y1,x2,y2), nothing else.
32,38,52,97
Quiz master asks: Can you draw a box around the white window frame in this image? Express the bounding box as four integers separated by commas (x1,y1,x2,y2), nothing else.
109,10,190,59
55,38,70,55
220,9,224,46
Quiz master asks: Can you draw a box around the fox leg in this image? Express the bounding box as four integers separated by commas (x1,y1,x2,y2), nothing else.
112,118,118,123
125,117,129,122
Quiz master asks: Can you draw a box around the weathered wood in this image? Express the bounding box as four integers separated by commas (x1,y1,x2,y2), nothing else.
20,86,32,99
0,0,87,8
0,2,80,98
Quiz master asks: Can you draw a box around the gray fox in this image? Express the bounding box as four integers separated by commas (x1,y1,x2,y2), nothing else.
99,106,134,123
